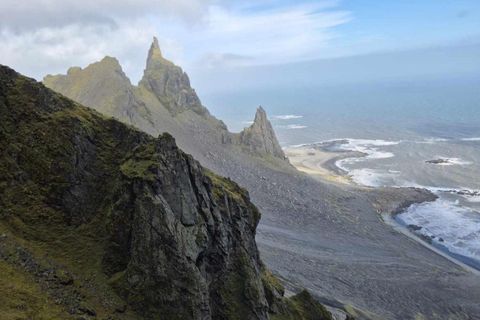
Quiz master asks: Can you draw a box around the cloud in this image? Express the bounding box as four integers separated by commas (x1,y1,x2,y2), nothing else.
273,114,304,120
193,2,351,66
0,0,352,82
0,0,212,31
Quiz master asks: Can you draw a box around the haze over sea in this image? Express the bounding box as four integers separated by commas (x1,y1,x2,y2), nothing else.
193,46,480,269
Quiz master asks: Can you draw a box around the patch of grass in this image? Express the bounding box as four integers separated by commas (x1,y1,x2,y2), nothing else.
0,260,70,319
271,290,333,320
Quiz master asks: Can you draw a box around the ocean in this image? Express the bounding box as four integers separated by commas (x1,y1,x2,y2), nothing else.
202,76,480,269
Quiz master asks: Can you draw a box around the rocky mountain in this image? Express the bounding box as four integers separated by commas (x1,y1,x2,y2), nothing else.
0,65,331,319
43,37,286,162
237,107,286,159
139,37,209,117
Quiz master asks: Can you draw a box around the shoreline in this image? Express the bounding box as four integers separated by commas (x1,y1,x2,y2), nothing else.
286,142,480,275
383,213,480,275
284,145,360,185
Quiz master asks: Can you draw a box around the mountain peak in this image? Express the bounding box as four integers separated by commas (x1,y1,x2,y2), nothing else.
140,36,208,116
238,106,286,160
253,106,267,125
146,37,164,65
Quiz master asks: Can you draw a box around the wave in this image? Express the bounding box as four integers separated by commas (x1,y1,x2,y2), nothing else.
461,137,480,142
273,114,304,120
285,124,307,129
396,199,480,263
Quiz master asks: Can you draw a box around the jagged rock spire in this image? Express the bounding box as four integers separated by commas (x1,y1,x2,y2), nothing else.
145,36,170,69
238,106,286,159
139,36,208,116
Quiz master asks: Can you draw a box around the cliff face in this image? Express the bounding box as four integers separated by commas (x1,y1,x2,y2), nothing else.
43,37,287,162
236,107,286,159
0,65,329,319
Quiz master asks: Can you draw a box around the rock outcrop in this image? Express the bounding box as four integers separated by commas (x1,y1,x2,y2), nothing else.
139,37,210,116
0,65,330,319
236,107,286,159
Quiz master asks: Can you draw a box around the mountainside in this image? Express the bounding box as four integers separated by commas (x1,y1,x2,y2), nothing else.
0,65,331,319
40,37,480,320
43,38,287,162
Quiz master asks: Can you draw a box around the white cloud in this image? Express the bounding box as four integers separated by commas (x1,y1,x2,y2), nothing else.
0,0,212,30
0,0,352,82
192,2,351,66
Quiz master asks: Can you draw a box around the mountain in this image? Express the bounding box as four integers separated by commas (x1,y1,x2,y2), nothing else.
237,107,285,159
43,37,286,162
0,65,331,319
139,37,209,116
41,37,480,319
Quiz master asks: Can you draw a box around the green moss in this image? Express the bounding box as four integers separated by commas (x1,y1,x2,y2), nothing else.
0,260,70,319
205,169,261,222
218,249,264,320
262,269,284,297
272,290,333,320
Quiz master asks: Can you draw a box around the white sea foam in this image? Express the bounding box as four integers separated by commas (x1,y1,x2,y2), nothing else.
397,199,480,262
461,137,480,142
285,124,307,129
348,168,400,187
274,114,304,120
419,137,449,144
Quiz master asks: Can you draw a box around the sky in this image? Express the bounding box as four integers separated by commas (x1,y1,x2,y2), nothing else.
0,0,479,83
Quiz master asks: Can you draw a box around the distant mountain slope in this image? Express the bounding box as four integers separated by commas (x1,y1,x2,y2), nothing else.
43,37,286,162
0,65,331,320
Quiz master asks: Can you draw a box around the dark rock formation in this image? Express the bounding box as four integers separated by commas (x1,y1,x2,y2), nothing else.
237,107,286,159
0,65,330,319
426,159,450,165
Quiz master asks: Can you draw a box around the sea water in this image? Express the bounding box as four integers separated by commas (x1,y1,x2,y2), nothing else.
203,76,480,269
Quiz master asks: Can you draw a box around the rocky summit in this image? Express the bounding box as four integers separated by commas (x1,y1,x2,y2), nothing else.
0,65,332,319
139,37,209,116
237,106,286,159
43,37,287,162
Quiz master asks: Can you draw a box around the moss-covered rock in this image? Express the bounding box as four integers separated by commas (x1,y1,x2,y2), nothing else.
0,64,331,320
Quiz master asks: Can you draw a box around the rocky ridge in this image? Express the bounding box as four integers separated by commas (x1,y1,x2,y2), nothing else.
0,65,331,319
43,37,287,162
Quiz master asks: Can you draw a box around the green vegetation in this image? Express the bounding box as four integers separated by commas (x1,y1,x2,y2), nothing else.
0,260,69,319
0,65,332,320
271,290,333,320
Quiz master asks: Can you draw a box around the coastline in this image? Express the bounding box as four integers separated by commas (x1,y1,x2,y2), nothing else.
383,213,480,275
284,145,359,185
285,142,480,275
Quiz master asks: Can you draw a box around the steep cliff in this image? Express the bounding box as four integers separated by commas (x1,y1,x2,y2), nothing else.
0,65,330,319
138,37,209,117
236,107,286,159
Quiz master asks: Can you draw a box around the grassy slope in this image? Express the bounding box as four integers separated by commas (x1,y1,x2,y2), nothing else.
0,65,332,319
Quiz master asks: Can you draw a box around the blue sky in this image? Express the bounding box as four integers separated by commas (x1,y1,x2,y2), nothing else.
0,0,479,82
